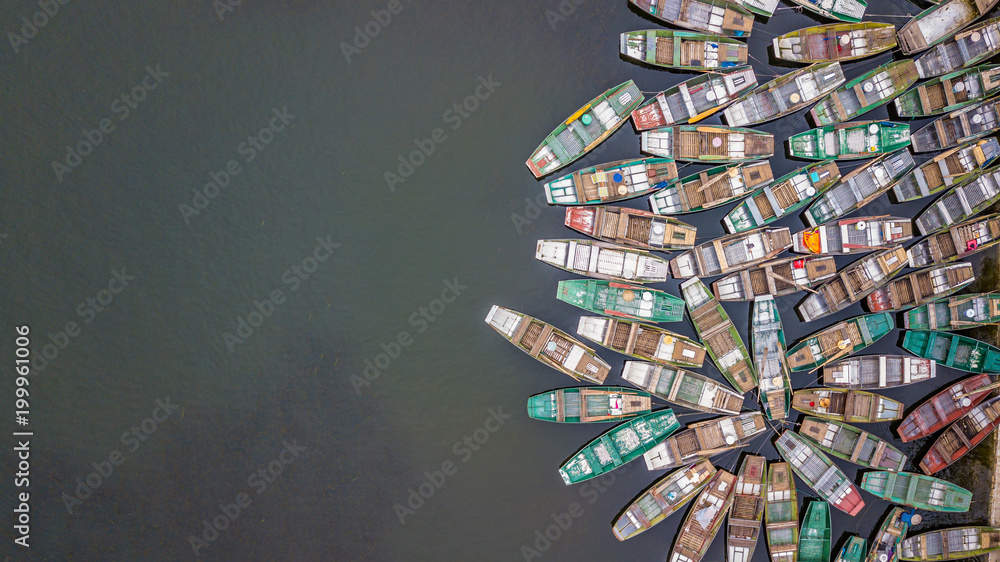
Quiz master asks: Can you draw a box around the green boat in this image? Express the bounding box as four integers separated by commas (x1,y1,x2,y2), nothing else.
904,292,1000,330
765,462,799,562
901,527,1000,560
558,409,679,485
860,471,972,512
526,81,643,178
810,61,919,125
788,0,866,22
527,387,653,423
621,361,744,414
556,280,685,323
786,313,895,372
799,417,906,470
835,536,867,562
788,122,910,160
682,277,758,393
865,508,911,562
723,161,840,233
798,501,832,562
628,0,754,37
611,460,716,540
642,124,774,163
916,17,1000,78
894,66,1000,117
649,161,775,215
752,296,793,421
891,138,1000,202
902,330,1000,373
620,30,749,72
773,23,896,63
543,157,679,205
914,169,1000,234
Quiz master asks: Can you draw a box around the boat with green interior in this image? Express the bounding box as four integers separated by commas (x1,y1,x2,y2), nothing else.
901,527,1000,560
682,277,757,393
904,292,1000,330
902,330,1000,373
798,501,832,562
835,537,866,562
773,23,896,63
860,471,972,512
788,122,910,160
621,361,744,414
810,61,918,125
723,161,840,233
556,280,684,323
558,409,680,484
786,313,895,372
765,462,799,562
528,387,653,423
620,30,749,71
799,417,906,470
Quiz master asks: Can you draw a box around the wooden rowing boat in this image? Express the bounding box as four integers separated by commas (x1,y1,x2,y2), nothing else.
898,0,1000,54
620,30,749,71
906,212,1000,267
810,61,918,125
576,316,707,368
668,470,737,562
723,161,840,232
803,150,915,226
670,227,791,278
564,206,697,251
612,460,716,540
644,412,767,470
765,462,799,562
920,395,1000,474
787,122,910,160
632,67,757,129
903,330,1000,373
543,157,679,205
799,417,906,470
797,246,908,322
915,169,1000,234
773,23,896,63
865,508,911,562
724,62,845,126
535,239,672,283
823,355,935,389
911,96,1000,152
713,256,837,301
861,471,972,512
559,409,680,484
915,16,1000,78
642,124,774,163
896,374,993,442
891,138,1000,202
867,263,975,311
527,387,652,423
792,216,912,255
621,361,744,414
786,313,894,372
556,279,685,323
901,527,1000,560
798,501,832,562
777,430,865,515
792,388,903,423
904,292,1000,330
752,296,793,420
682,277,757,392
728,455,767,562
649,161,774,215
895,65,1000,117
629,0,755,37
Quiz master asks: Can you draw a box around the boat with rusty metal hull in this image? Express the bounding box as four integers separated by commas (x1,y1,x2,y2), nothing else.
895,65,1000,117
629,0,755,38
612,460,716,540
920,396,1000,474
809,61,918,125
792,216,912,255
535,239,672,283
528,387,653,423
632,67,757,129
564,206,697,251
786,313,894,372
891,138,1000,202
728,455,767,562
576,316,707,368
682,277,757,393
796,246,908,322
901,527,1000,560
775,431,865,516
649,161,774,215
792,388,903,423
773,23,896,63
642,125,774,163
543,157,680,206
867,263,975,312
915,16,1000,78
765,462,799,562
823,355,935,389
905,292,1000,330
861,471,972,512
787,122,910,160
803,150,915,226
621,361,744,414
896,374,993,442
667,469,737,562
713,256,838,301
670,227,792,278
752,296,793,421
724,62,845,126
911,96,1000,152
620,30,749,71
644,412,768,470
906,212,1000,267
898,0,1000,55
723,161,840,233
916,169,1000,234
527,81,643,178
799,417,906,470
559,409,681,484
485,305,612,383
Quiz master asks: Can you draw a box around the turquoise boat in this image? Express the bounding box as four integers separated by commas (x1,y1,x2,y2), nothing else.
860,471,972,512
556,280,684,323
788,122,910,160
894,65,1000,117
723,161,840,233
527,387,652,423
904,292,1000,330
902,330,1000,373
798,501,832,562
835,536,867,562
786,313,895,372
558,409,679,484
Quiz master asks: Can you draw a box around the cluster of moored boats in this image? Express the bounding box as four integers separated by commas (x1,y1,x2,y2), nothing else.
496,0,1000,560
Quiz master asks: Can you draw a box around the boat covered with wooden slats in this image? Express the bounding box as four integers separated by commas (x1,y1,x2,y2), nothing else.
642,124,774,163
544,157,680,205
796,246,908,322
765,462,799,562
774,23,896,63
620,30,749,71
667,470,737,562
629,0,755,38
810,61,918,125
556,280,685,323
895,65,1000,117
892,138,1000,202
713,255,837,301
682,277,758,393
896,373,993,442
724,161,840,232
911,96,1000,152
612,460,716,541
803,150,915,226
576,316,707,368
785,313,894,372
787,121,910,160
915,16,1000,78
901,526,1000,560
921,395,1000,474
823,355,936,389
905,292,1000,330
622,361,744,414
906,212,1000,267
898,0,1000,54
727,455,767,562
535,239,672,283
644,412,767,470
916,169,1000,234
564,206,697,251
632,67,757,130
670,227,791,278
775,431,864,515
559,409,680,484
799,417,906,470
485,305,612,383
792,388,903,422
792,216,912,255
866,508,911,562
650,161,774,215
527,387,653,423
861,471,972,512
867,263,975,311
724,62,845,126
902,330,1000,373
752,296,793,420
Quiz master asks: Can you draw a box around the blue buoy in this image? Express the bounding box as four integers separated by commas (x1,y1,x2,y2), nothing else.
613,173,624,183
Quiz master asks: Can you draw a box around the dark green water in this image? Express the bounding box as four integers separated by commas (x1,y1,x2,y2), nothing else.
1,0,997,560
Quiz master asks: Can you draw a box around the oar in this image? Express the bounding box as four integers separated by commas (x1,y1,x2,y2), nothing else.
696,168,736,193
767,270,819,294
954,378,1000,400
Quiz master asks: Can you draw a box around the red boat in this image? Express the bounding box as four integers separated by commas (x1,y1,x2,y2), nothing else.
920,396,1000,475
896,374,993,442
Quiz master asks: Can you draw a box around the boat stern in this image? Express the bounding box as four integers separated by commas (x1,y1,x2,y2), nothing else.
669,252,697,278
558,468,573,485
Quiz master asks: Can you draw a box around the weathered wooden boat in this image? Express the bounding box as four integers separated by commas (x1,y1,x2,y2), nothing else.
896,373,993,442
670,227,792,278
903,330,1000,373
724,62,845,126
810,61,919,125
911,96,1000,152
891,138,1000,202
728,455,767,562
682,277,758,393
739,0,780,17
775,431,865,516
835,537,867,562
916,170,1000,234
765,462,799,562
787,122,910,160
544,157,680,206
796,246,909,322
866,508,911,562
901,527,1000,560
905,292,1000,330
898,0,1000,55
556,280,685,323
752,296,793,421
915,16,1000,78
612,460,717,541
620,30,749,71
868,263,975,312
823,355,936,389
713,256,838,301
576,316,708,368
799,417,906,470
559,409,680,484
632,67,757,130
793,216,913,255
628,0,755,38
774,23,896,63
535,239,672,283
906,212,1000,267
527,81,643,178
798,501,832,562
921,395,1000,474
528,387,653,423
564,206,697,251
803,150,915,226
792,388,903,423
895,66,1000,117
622,361,744,414
649,161,774,215
644,412,768,470
787,0,866,22
786,313,894,372
667,469,737,562
642,125,774,163
861,471,972,512
485,306,612,383
723,161,841,233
